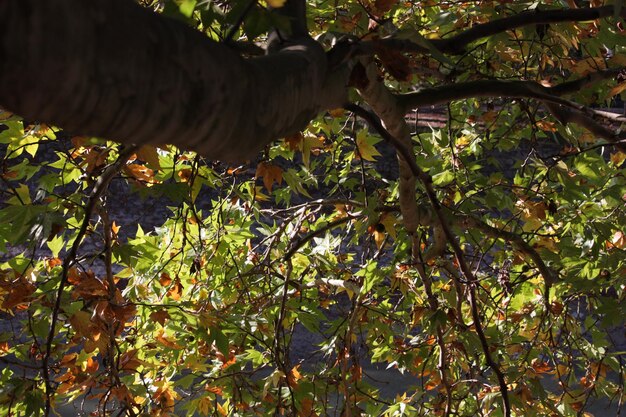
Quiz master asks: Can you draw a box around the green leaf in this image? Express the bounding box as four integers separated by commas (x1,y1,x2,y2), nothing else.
432,170,455,186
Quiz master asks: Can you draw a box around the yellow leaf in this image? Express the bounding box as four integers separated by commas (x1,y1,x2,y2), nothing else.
355,130,382,162
198,397,212,416
302,135,324,167
267,0,286,7
609,81,626,97
379,213,397,240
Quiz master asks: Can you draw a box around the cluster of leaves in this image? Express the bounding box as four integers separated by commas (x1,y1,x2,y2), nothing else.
1,0,626,417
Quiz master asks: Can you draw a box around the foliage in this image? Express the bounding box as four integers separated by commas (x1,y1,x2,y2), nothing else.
1,1,626,417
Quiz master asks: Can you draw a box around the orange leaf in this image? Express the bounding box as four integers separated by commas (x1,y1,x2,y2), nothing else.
159,272,172,287
166,278,184,301
531,359,553,374
287,365,302,388
84,356,99,373
156,330,184,350
178,168,193,182
124,163,157,185
298,398,318,417
255,162,283,193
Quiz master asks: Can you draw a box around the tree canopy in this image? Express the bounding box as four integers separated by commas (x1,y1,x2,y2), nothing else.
0,1,625,416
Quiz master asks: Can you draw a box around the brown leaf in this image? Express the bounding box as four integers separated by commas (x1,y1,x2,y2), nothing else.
71,273,108,300
373,0,397,14
374,41,411,81
284,132,304,152
1,277,36,310
136,145,161,169
150,310,171,326
255,162,283,193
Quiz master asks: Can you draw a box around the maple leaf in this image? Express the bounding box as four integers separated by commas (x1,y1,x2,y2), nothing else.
124,163,158,185
267,0,286,7
283,132,304,152
166,278,184,300
355,130,382,162
159,272,172,287
373,0,397,15
255,162,283,192
150,310,171,326
136,145,161,169
1,276,36,310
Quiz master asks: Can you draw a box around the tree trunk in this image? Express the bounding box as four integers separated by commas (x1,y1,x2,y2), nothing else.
0,0,346,161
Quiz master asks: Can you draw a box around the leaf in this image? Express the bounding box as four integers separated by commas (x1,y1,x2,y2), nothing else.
179,0,197,17
607,230,626,249
124,163,158,185
159,272,172,287
373,0,398,14
302,135,324,167
432,170,455,186
267,0,286,7
156,330,184,350
150,310,170,326
255,162,283,192
198,397,213,416
610,151,626,166
166,278,184,300
6,184,32,205
283,132,304,152
136,145,161,169
355,130,382,161
373,41,412,81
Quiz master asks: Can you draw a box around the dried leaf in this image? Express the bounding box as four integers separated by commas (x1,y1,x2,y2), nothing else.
150,310,171,326
255,162,283,192
136,145,161,169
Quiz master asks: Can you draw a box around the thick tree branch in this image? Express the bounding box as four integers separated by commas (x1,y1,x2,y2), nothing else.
398,79,593,110
397,76,626,150
361,6,626,55
0,0,347,162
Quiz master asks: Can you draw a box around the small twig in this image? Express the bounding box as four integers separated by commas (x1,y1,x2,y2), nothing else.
42,144,138,417
347,102,512,417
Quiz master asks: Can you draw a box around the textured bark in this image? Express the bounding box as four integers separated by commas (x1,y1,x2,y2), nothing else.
0,0,347,161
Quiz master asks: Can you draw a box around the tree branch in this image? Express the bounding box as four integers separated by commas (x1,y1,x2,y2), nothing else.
42,144,137,417
362,6,626,55
397,76,626,150
0,0,342,162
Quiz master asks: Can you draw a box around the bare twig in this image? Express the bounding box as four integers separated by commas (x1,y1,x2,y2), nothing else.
42,144,138,417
